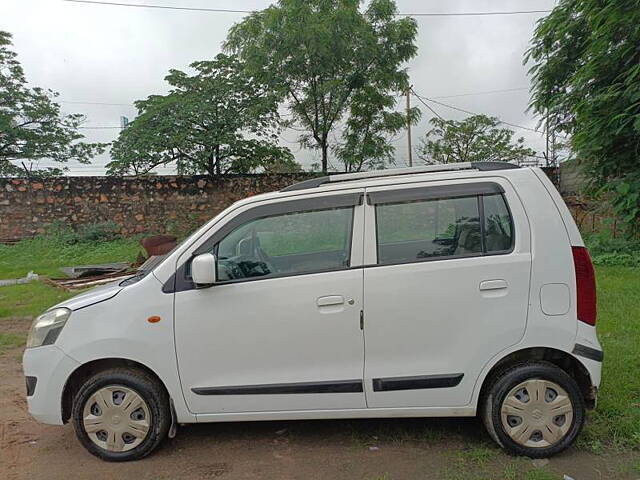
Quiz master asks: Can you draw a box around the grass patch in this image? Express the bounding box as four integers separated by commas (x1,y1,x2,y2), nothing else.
0,282,74,318
0,332,26,352
0,231,142,319
0,236,143,279
440,450,590,480
440,452,563,480
522,470,561,480
457,445,499,465
579,266,640,451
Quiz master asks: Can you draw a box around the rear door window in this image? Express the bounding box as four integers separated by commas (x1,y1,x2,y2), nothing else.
376,196,481,264
373,183,513,265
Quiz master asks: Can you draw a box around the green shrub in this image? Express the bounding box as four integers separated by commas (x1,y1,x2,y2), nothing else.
164,213,203,240
591,252,640,267
583,232,640,267
45,220,120,245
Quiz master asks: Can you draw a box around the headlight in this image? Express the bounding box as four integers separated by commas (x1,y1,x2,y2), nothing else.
26,308,71,348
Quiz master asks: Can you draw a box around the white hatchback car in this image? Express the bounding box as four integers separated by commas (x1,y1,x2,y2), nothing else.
23,162,602,461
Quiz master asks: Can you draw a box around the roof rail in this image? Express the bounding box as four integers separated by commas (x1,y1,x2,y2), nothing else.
281,161,519,192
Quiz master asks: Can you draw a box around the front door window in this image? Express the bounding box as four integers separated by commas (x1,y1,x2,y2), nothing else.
215,207,354,281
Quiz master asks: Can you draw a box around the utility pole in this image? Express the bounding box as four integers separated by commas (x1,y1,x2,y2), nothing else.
406,86,413,167
544,52,550,168
545,108,550,167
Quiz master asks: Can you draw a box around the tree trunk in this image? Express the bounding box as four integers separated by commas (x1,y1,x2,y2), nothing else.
321,141,328,173
215,145,221,176
206,150,216,180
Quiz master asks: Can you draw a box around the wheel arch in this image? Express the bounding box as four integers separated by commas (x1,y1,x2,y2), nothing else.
61,357,170,424
477,347,596,411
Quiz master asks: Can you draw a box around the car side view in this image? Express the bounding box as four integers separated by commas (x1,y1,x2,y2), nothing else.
22,162,601,461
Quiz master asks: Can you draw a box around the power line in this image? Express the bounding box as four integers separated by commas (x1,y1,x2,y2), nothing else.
410,88,445,120
60,87,530,109
411,90,551,160
404,10,550,17
431,87,529,100
62,0,252,13
412,89,541,133
78,126,122,129
60,100,134,106
62,1,551,17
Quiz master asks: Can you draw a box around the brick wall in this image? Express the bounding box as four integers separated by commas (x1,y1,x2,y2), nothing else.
0,175,311,241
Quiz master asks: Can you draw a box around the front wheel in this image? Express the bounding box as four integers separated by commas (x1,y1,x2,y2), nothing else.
481,362,585,458
71,368,170,461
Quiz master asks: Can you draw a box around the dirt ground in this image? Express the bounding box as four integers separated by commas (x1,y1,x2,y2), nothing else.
1,317,638,480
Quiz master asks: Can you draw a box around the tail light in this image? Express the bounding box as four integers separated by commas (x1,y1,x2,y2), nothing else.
572,246,597,326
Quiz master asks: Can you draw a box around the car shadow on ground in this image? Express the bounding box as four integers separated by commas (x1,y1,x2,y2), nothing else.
173,415,486,448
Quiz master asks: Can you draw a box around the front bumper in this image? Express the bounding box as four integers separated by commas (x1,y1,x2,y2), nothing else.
22,345,80,425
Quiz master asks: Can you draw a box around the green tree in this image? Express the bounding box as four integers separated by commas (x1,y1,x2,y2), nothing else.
526,0,640,231
0,31,105,177
225,0,418,173
336,86,420,172
108,54,297,178
417,115,536,164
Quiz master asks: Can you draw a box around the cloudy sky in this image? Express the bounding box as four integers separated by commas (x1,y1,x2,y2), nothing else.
1,0,556,175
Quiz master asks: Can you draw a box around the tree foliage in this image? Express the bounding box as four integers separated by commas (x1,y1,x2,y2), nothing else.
225,0,418,173
336,86,420,172
108,54,297,178
417,114,536,164
0,31,105,177
526,0,640,231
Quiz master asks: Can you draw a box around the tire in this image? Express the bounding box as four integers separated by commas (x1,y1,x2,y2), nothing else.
71,368,170,461
481,362,585,458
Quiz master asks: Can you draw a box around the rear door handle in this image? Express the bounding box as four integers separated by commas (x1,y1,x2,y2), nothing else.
479,279,508,291
316,295,345,307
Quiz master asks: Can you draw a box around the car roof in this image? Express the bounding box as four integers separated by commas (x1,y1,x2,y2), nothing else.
280,161,519,193
235,162,528,208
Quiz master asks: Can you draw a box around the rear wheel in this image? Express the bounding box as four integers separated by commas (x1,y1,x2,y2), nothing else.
72,368,170,461
481,362,585,458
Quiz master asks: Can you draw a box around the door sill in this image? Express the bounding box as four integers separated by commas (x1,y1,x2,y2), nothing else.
194,405,475,423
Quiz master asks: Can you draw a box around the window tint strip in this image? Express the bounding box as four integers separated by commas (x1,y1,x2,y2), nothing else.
367,182,503,205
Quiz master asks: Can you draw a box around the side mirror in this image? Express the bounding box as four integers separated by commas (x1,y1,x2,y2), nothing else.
191,253,217,286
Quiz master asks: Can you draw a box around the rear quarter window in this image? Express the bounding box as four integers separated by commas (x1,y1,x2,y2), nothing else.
483,193,513,253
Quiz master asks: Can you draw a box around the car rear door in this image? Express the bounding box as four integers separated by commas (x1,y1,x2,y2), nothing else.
362,178,532,408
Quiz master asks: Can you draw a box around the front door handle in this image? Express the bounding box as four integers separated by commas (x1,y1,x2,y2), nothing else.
316,295,345,307
479,279,508,291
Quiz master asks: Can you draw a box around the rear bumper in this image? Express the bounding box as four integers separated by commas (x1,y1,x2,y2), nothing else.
573,351,602,408
574,323,603,391
22,345,80,425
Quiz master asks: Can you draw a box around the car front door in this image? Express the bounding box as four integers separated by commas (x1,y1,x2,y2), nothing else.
174,190,366,415
362,178,532,408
